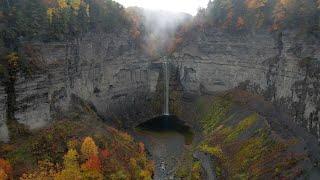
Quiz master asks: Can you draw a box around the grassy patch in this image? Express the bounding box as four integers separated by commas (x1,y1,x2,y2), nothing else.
175,149,194,178
194,93,307,179
199,144,224,160
191,161,202,180
201,95,233,134
224,113,258,142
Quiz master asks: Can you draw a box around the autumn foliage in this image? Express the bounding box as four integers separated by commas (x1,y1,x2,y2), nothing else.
0,158,12,180
100,149,111,159
18,133,153,179
81,155,101,172
81,137,98,159
54,149,83,180
6,53,19,70
198,0,319,32
0,103,155,180
1,0,129,45
20,160,61,180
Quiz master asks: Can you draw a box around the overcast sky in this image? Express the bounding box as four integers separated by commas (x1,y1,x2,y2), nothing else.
114,0,209,15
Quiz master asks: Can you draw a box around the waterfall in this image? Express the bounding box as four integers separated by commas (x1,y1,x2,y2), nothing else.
164,58,169,116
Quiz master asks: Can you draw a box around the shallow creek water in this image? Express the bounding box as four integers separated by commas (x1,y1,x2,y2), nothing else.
133,115,193,180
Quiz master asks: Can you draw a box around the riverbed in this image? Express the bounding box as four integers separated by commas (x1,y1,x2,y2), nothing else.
133,116,193,179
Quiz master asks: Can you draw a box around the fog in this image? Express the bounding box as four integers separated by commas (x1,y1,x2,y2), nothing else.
115,0,209,15
127,7,192,57
117,0,206,57
142,9,191,55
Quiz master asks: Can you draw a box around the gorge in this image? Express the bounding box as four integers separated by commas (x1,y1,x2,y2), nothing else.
2,29,319,140
0,0,320,179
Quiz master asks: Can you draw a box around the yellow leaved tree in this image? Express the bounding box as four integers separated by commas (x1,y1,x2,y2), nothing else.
81,137,98,159
57,0,68,9
70,0,81,11
6,52,19,70
47,8,54,24
54,149,82,180
245,0,266,9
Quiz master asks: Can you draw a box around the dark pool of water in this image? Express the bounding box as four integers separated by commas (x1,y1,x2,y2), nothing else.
136,115,194,145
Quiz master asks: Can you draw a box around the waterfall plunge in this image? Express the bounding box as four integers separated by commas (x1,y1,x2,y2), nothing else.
163,59,169,116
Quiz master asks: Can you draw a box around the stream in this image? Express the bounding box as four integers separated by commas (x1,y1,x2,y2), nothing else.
133,115,193,179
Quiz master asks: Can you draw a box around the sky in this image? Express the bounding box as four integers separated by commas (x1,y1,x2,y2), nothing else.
114,0,210,15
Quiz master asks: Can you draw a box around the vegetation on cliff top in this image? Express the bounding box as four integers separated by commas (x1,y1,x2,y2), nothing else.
0,0,130,79
1,0,129,44
195,0,320,33
0,0,133,124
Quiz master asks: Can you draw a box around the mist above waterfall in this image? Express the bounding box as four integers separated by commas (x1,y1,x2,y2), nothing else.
126,7,192,57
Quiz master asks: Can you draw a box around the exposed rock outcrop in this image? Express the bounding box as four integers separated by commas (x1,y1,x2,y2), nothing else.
14,30,161,132
0,85,8,142
1,27,319,143
172,28,320,140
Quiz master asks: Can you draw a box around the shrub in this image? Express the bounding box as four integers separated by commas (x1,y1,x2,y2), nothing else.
81,155,101,172
100,149,110,159
0,64,6,79
199,144,224,160
0,158,12,179
6,53,19,70
191,161,202,180
0,168,8,180
225,113,258,142
20,160,61,180
109,170,129,180
139,170,152,180
201,96,233,134
81,170,103,180
0,159,12,176
138,142,145,154
67,139,79,150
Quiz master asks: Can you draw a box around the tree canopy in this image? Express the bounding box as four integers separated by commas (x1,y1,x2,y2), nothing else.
0,0,129,47
197,0,320,33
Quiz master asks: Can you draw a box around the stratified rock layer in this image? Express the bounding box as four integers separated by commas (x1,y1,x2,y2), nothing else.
1,28,319,142
172,29,320,139
14,31,160,131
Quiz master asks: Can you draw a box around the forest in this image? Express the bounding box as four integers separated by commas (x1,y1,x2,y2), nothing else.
0,0,320,179
0,0,319,68
195,0,320,33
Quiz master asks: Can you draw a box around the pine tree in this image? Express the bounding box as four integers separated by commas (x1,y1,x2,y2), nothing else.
15,0,47,40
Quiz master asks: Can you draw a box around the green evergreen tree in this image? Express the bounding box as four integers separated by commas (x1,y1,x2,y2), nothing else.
15,0,47,40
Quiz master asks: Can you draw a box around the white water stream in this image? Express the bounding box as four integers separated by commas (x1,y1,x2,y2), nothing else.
164,58,169,116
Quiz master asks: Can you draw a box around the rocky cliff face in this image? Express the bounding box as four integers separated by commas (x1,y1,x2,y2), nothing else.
172,28,320,140
0,85,8,142
12,30,161,135
1,26,319,142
